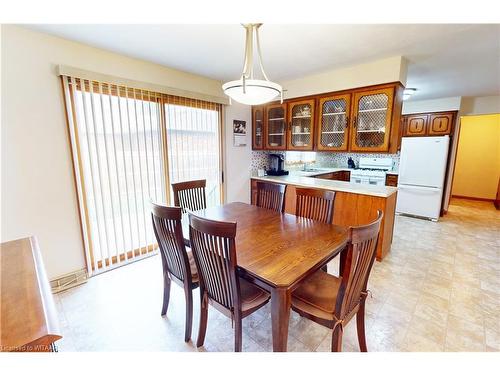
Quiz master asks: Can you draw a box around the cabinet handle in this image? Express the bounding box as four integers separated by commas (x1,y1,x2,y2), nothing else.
353,116,357,128
345,116,349,128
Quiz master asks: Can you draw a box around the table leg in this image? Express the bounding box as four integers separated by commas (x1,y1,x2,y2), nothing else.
270,287,291,352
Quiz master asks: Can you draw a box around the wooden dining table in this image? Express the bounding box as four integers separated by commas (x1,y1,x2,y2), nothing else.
181,202,348,352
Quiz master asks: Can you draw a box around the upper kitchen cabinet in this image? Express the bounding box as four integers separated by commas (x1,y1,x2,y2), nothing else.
428,113,453,135
401,111,455,138
403,114,428,136
252,106,264,149
265,103,287,150
316,94,351,151
287,99,315,151
350,87,395,153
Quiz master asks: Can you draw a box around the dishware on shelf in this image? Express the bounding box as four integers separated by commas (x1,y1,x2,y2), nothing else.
294,125,301,133
270,142,278,147
304,127,309,133
301,108,311,116
295,141,305,146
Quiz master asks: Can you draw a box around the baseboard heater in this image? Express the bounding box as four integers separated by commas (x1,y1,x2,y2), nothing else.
50,268,88,293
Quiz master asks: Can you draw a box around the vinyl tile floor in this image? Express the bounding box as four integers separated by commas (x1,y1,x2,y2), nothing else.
54,198,499,352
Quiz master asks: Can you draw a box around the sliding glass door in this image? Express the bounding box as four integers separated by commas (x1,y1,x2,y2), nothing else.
164,100,222,207
62,77,223,275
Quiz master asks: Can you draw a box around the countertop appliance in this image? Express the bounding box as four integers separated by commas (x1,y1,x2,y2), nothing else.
350,157,393,186
267,154,289,176
396,136,450,221
347,157,356,169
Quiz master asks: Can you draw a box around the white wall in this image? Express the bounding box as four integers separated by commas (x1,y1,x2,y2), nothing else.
281,56,407,99
402,96,462,114
223,103,252,204
460,95,500,115
1,25,224,279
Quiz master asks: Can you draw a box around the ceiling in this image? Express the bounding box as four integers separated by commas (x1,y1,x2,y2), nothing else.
28,24,500,101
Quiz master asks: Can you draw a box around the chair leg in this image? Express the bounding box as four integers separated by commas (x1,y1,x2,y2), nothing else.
184,286,193,342
356,300,368,352
161,272,171,316
331,324,343,352
234,315,243,352
196,292,209,347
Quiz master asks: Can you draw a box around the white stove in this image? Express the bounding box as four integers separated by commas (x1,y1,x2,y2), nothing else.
350,157,393,186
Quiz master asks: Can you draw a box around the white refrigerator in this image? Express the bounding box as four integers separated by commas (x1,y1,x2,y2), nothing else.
396,136,450,221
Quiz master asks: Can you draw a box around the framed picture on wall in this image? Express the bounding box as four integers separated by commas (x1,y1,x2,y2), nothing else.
233,120,247,147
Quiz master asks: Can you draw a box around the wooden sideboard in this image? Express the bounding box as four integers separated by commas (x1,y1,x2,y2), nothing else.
1,237,62,352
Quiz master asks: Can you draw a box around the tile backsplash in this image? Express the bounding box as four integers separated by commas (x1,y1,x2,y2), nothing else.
251,150,400,172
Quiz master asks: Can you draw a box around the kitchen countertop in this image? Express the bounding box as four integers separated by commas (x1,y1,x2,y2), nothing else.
252,173,398,198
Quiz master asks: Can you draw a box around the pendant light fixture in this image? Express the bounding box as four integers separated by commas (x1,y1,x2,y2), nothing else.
222,24,282,105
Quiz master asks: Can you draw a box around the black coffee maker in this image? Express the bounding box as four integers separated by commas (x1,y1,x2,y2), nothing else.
267,154,289,176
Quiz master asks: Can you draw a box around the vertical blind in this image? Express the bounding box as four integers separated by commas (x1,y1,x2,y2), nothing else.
62,76,223,275
164,97,222,207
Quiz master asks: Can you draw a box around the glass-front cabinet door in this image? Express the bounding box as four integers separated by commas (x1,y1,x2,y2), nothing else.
252,106,264,150
350,87,394,152
287,99,315,151
316,94,350,151
265,103,287,150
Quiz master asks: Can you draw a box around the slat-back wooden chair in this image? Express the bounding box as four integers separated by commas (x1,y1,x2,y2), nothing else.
295,187,335,224
255,181,286,212
172,179,207,213
291,211,384,352
188,213,271,352
151,203,199,342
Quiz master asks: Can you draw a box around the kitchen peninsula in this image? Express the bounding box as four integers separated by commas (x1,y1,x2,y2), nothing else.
251,171,398,261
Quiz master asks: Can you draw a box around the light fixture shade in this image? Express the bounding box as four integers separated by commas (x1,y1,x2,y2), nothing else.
222,79,282,105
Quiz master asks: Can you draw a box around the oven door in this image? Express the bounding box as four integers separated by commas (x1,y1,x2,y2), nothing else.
368,176,385,186
350,175,369,184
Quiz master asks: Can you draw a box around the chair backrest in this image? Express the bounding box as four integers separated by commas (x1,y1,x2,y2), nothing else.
335,210,383,320
256,181,286,212
151,203,191,283
295,187,335,224
188,213,240,312
172,179,207,213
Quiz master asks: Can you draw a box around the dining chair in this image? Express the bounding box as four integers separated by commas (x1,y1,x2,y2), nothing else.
172,179,207,213
255,181,286,212
291,210,383,352
151,203,199,342
295,187,336,271
188,213,271,352
295,187,335,224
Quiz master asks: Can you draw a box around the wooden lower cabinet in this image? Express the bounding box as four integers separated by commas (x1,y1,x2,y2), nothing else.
250,179,396,261
385,174,398,187
312,170,351,181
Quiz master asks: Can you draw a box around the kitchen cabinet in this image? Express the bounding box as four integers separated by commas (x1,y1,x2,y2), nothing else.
385,174,398,187
402,111,455,138
287,99,315,151
428,113,453,135
313,170,351,181
316,94,351,151
265,103,287,150
252,106,264,149
350,87,395,153
403,114,428,136
251,82,403,153
250,178,397,261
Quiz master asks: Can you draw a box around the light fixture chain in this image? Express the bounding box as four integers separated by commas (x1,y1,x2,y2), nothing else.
254,24,270,82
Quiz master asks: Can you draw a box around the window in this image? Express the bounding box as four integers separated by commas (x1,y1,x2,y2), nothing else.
164,102,222,207
62,77,223,275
